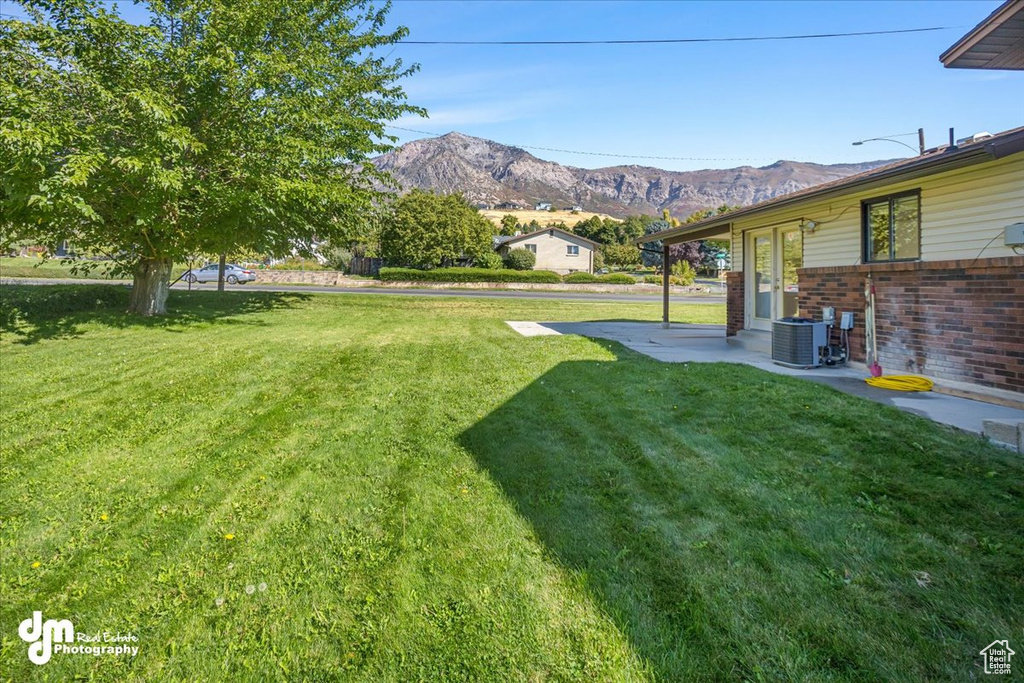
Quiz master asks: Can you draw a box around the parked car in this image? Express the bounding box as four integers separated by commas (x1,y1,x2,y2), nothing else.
183,263,257,284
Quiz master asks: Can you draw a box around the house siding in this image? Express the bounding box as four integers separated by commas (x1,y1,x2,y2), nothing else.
715,151,1024,392
500,230,594,274
729,154,1024,272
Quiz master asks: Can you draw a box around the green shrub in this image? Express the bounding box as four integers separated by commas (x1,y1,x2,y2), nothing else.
597,273,636,285
563,272,598,283
474,252,504,270
670,260,696,286
504,248,536,271
592,249,605,272
378,267,561,284
643,275,661,285
322,245,353,272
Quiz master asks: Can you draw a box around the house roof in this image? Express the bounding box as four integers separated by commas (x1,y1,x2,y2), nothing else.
940,0,1024,70
499,226,601,248
638,126,1024,245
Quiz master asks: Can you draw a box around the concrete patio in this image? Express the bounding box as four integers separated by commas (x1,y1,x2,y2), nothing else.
506,321,1024,445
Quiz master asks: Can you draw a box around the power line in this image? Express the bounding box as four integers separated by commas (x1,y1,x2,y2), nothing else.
399,26,956,46
387,125,775,162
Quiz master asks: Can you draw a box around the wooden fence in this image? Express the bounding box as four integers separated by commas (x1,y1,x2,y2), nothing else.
349,257,383,276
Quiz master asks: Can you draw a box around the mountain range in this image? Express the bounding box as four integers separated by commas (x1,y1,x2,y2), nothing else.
372,132,894,218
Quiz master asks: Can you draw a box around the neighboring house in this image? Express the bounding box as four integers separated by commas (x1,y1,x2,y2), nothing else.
496,227,599,274
495,201,524,210
638,126,1024,394
534,202,552,211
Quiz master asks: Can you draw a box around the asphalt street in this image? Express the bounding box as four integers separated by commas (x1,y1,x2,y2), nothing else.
1,278,726,305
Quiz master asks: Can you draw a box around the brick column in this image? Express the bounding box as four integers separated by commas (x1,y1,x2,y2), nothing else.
726,271,744,336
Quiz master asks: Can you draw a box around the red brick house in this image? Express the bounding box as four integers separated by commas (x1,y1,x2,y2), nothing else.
639,127,1024,394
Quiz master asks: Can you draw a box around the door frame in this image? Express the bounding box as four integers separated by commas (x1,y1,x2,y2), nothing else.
745,227,803,330
745,228,777,331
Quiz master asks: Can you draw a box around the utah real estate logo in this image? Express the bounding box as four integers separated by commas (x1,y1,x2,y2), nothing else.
18,611,139,666
980,640,1015,675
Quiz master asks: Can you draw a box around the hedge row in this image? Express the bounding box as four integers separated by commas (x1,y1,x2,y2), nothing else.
379,267,645,285
597,273,637,285
378,267,562,284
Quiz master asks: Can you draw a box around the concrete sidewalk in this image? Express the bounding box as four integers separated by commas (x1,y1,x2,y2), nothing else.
508,321,1024,441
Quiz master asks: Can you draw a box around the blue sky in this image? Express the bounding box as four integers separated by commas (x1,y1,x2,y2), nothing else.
3,0,1021,171
381,0,1023,170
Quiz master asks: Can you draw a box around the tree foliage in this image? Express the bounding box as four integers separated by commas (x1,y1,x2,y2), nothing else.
640,220,671,268
0,0,421,314
380,190,494,269
573,214,648,246
602,243,640,270
499,214,519,236
669,241,703,271
474,251,504,270
670,259,696,286
503,247,536,271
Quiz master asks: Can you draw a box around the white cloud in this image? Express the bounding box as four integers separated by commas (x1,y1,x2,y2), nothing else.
395,87,569,128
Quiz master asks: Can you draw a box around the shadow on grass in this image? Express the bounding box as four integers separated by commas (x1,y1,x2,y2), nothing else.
458,350,1023,680
0,284,311,345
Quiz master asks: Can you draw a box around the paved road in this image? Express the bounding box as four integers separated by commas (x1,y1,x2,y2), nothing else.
1,278,725,304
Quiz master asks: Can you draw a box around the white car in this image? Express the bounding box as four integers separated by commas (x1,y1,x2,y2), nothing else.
184,263,257,284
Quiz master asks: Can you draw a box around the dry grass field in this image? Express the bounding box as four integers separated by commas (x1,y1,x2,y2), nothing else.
480,209,619,230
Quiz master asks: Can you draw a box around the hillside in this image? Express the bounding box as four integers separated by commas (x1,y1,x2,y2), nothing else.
372,132,894,218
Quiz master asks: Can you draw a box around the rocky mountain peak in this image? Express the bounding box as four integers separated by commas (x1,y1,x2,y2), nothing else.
372,133,893,218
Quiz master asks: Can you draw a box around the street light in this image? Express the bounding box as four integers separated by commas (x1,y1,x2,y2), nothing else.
852,128,925,155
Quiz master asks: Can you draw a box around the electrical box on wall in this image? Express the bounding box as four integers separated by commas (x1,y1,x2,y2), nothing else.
1006,222,1024,247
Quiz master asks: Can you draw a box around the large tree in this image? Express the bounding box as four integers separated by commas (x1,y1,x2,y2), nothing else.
0,0,421,314
380,190,494,268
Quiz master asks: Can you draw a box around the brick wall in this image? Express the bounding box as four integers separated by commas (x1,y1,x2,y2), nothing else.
798,256,1024,393
726,271,744,336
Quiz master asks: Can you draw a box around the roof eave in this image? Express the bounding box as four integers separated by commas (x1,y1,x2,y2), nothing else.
637,138,1019,245
940,0,1024,67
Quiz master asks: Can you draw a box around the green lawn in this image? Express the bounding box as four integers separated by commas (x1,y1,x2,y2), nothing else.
1,285,1020,681
0,257,125,280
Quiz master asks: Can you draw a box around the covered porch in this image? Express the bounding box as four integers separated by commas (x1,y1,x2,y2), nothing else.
640,215,809,341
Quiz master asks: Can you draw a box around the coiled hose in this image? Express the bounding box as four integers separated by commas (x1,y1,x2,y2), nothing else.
864,375,934,392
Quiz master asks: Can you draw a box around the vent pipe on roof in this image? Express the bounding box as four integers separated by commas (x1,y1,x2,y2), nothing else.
918,128,925,155
949,127,957,151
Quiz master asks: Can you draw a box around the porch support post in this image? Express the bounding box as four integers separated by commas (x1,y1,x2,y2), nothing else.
661,244,670,328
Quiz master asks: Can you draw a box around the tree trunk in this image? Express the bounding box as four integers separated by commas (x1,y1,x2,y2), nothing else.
217,252,226,292
128,257,173,316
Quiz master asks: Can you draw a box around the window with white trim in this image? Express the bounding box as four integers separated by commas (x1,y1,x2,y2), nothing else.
862,190,920,262
524,244,537,254
566,245,580,256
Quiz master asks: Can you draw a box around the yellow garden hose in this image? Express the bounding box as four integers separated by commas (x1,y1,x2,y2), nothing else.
864,375,934,392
